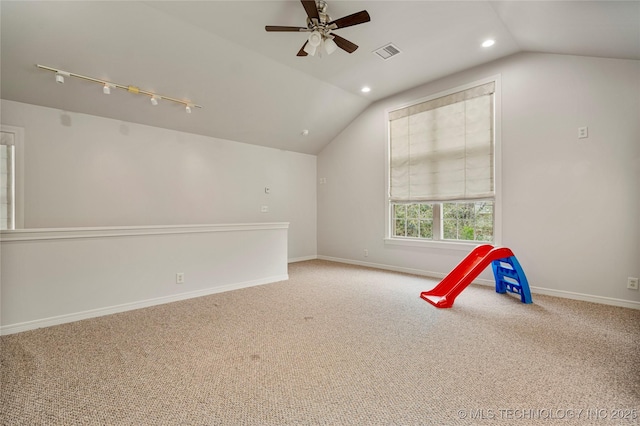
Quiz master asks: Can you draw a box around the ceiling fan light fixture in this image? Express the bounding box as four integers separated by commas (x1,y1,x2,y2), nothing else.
303,41,318,56
304,31,323,55
303,44,317,56
324,37,338,55
308,30,323,48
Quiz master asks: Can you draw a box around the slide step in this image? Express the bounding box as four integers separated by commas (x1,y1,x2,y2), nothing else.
491,256,532,304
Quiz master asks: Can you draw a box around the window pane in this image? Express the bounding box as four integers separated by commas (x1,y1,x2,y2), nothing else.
394,219,406,237
407,219,419,237
443,203,457,220
419,203,432,218
394,204,406,219
420,220,433,239
443,218,458,240
460,222,475,241
442,201,493,242
407,204,419,218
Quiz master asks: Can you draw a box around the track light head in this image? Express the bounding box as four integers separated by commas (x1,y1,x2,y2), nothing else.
185,104,192,114
103,84,111,95
150,96,159,106
54,70,70,84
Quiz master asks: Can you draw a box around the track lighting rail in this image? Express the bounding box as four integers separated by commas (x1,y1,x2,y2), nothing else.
36,64,202,112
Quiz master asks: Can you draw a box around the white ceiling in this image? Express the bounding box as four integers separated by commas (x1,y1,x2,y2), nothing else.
1,1,639,155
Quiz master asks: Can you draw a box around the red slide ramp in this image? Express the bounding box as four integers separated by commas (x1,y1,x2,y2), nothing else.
420,245,521,308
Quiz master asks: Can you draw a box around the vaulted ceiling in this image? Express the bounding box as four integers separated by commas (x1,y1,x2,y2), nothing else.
2,1,639,155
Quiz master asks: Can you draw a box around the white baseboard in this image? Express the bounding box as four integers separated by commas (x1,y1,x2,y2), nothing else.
288,255,318,263
525,286,640,310
0,274,289,336
317,255,640,310
317,255,448,280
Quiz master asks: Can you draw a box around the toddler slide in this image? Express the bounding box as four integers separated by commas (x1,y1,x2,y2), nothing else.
420,244,531,308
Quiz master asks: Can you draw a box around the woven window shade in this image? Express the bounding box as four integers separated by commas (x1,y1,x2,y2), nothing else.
389,82,495,202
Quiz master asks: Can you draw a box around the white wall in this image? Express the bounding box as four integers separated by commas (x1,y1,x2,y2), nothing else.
0,100,317,261
1,224,289,335
318,52,640,307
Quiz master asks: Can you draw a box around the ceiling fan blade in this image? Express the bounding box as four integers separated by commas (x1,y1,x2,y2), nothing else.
265,25,307,32
297,41,309,57
328,10,371,29
300,0,320,20
331,34,358,54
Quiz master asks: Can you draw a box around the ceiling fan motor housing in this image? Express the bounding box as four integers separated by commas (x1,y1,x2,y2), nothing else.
307,1,331,32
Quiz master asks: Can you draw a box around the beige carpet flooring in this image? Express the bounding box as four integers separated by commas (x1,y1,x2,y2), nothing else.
1,260,639,425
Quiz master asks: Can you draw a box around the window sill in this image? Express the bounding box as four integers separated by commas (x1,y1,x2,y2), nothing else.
384,237,490,251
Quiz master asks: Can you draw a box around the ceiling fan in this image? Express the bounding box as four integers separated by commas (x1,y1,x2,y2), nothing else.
265,0,370,57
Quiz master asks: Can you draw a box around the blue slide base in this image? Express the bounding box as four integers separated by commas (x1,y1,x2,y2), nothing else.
491,256,532,304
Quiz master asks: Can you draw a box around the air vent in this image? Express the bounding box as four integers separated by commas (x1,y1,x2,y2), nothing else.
373,43,401,60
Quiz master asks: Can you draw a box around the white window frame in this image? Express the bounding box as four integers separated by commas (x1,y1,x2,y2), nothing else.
384,76,502,251
1,125,25,230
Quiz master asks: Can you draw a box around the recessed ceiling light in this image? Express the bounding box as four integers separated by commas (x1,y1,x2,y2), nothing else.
482,39,495,48
361,86,371,93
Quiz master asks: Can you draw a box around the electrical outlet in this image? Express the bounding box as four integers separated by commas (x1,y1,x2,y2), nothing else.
261,206,269,213
627,277,639,290
578,126,588,139
176,273,185,284
364,249,369,257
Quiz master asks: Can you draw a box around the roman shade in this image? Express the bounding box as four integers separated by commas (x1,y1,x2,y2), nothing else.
389,82,495,202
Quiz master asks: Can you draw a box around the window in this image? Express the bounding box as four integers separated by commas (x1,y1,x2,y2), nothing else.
1,125,24,230
387,79,499,245
0,135,15,230
391,201,494,243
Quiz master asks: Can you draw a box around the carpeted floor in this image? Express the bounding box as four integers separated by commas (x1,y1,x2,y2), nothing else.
1,260,639,425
